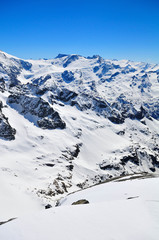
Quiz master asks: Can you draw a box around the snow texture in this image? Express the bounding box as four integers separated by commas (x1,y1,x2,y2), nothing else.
0,176,159,240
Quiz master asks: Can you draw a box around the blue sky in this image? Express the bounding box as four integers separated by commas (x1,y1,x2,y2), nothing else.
1,0,159,63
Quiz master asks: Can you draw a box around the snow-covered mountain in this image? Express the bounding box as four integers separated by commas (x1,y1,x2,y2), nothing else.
0,50,159,221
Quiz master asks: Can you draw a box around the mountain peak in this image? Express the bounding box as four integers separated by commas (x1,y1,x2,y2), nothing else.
55,53,70,59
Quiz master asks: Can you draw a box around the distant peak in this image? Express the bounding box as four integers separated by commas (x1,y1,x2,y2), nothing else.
87,55,102,59
55,54,70,59
63,54,80,68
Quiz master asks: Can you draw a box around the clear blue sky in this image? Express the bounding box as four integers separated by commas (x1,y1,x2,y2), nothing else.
1,0,159,63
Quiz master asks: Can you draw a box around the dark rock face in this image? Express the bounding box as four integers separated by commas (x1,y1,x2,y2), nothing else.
19,60,32,71
66,164,74,171
7,94,66,129
138,74,151,92
8,76,21,88
108,115,125,124
129,106,147,120
96,63,112,78
119,151,159,170
50,88,155,125
0,54,32,89
107,94,150,124
100,149,159,174
70,144,80,158
120,154,139,166
99,163,121,171
45,204,52,209
50,85,159,125
72,199,89,205
0,78,5,92
92,98,108,109
38,112,66,129
63,55,79,68
33,74,51,85
62,70,75,83
44,163,55,167
53,88,78,102
70,93,109,114
0,63,21,88
149,154,159,168
93,66,100,73
143,101,159,120
71,93,92,111
0,101,16,140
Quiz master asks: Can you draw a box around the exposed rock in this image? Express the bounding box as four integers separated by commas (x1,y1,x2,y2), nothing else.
44,163,55,167
143,101,159,120
117,130,125,135
92,97,108,109
99,163,121,171
45,204,52,209
0,101,16,140
93,66,100,73
62,70,75,83
61,144,81,161
120,154,139,166
149,167,156,172
19,60,32,70
63,55,79,68
138,74,152,92
66,164,74,171
72,199,89,205
70,144,80,158
108,115,125,124
33,74,51,85
96,63,112,78
0,78,5,92
149,154,159,168
37,112,66,129
53,88,78,102
7,94,66,129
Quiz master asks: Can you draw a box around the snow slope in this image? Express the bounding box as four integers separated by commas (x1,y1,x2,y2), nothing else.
0,50,159,221
0,176,159,240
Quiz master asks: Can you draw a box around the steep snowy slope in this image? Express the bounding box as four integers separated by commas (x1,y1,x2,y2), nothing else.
0,50,159,221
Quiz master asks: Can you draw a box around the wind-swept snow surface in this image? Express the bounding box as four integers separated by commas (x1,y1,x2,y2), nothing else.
0,176,159,240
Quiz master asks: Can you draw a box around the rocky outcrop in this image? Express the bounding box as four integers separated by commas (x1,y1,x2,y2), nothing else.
33,74,51,85
0,78,5,92
100,148,159,174
50,88,78,104
0,101,16,140
72,199,89,205
62,70,75,83
7,94,66,129
143,101,159,120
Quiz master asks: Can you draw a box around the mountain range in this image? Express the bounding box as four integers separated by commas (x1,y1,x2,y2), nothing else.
0,50,159,221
